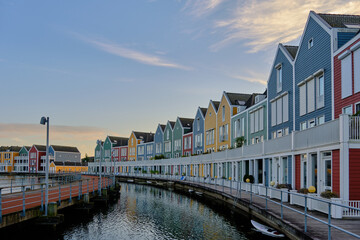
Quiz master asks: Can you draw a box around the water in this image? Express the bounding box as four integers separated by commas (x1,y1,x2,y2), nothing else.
1,183,280,240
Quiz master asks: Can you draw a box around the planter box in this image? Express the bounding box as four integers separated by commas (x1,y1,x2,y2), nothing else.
258,185,269,196
269,187,288,202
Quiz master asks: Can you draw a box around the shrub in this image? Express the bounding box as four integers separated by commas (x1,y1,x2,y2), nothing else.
243,174,254,183
298,188,309,194
235,136,246,148
276,183,292,190
320,190,339,199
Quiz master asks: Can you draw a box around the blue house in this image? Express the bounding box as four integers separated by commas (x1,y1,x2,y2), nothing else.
295,11,360,131
154,124,166,158
193,107,207,154
135,132,154,161
268,44,297,139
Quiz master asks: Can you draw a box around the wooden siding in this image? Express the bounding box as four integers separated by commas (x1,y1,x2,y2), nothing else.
204,101,217,152
193,108,205,154
294,16,332,130
268,46,294,138
217,94,232,150
349,149,360,200
334,37,360,118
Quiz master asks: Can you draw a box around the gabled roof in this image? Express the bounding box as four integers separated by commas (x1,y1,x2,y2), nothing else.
178,118,194,129
225,92,252,106
133,131,154,143
317,13,360,28
0,146,22,152
159,124,166,132
212,101,220,112
283,45,299,60
244,93,262,108
51,145,80,153
33,145,47,152
107,136,128,147
167,121,176,129
200,107,207,117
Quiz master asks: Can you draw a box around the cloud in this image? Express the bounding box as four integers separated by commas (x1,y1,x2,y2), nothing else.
184,0,360,52
73,33,191,70
182,0,227,17
229,70,267,86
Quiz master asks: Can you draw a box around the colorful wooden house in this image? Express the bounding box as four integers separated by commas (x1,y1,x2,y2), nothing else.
14,146,31,173
204,100,219,153
183,132,193,157
163,121,175,159
295,12,360,131
217,92,252,151
334,32,360,117
94,141,104,162
49,145,81,163
128,131,154,161
268,44,297,139
29,145,46,173
154,124,166,158
173,117,194,158
0,146,21,173
50,161,88,173
193,107,207,155
103,136,128,163
136,132,155,161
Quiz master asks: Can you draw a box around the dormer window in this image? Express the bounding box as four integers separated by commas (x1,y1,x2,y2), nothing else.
276,63,282,93
308,38,313,49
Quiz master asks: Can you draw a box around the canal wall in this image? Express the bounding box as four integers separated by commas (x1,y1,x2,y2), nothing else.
117,176,312,240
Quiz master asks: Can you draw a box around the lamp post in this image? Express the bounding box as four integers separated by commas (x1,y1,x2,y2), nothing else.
97,140,102,196
40,116,49,216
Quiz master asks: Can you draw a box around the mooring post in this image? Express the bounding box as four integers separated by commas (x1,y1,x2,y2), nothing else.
41,184,44,211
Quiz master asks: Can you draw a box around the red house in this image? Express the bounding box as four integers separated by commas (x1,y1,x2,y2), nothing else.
29,145,46,173
182,132,193,157
334,33,360,117
120,146,128,161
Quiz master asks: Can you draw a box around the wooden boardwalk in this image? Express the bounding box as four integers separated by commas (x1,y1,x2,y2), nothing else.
0,175,112,227
182,180,360,240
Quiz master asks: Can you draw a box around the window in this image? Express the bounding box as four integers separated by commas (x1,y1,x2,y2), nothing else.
219,124,228,142
307,78,315,113
206,129,214,145
356,102,360,114
284,127,289,136
276,65,282,92
343,105,353,115
341,53,352,98
316,75,324,109
167,130,170,140
300,121,307,130
156,143,162,154
174,139,181,151
197,118,200,131
355,48,360,93
277,129,283,138
308,119,315,128
317,115,325,125
250,107,264,133
131,138,134,145
308,38,313,49
195,133,202,147
147,145,153,155
271,94,288,126
299,84,306,116
272,131,277,139
222,106,225,122
164,142,171,152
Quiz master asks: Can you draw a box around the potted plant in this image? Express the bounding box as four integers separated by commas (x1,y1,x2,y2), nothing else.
235,136,246,148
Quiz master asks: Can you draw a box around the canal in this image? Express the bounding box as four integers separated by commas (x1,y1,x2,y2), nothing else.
1,182,282,240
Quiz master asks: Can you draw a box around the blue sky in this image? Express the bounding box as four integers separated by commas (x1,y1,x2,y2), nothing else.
1,0,359,156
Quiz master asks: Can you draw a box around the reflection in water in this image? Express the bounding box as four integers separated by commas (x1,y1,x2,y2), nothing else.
0,182,281,240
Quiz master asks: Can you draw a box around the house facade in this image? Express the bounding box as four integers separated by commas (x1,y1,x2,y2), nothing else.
0,146,21,173
163,121,175,159
49,145,81,163
268,44,297,139
29,145,46,173
193,107,207,155
183,132,193,156
334,33,360,117
173,117,194,158
14,146,31,173
204,100,219,153
217,92,252,151
154,124,166,158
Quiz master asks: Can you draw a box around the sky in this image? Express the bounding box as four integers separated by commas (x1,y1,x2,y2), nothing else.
1,0,360,157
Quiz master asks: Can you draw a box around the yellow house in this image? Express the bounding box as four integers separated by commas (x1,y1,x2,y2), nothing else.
217,92,252,151
50,161,88,173
204,100,220,153
0,146,21,173
128,131,138,161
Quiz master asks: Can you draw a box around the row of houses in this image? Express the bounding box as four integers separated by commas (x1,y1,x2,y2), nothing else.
0,145,85,173
92,11,360,202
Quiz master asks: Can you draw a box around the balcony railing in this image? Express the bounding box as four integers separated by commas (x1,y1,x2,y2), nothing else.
350,116,360,140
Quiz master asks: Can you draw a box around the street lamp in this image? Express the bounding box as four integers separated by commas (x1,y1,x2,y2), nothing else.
40,116,49,216
96,140,102,196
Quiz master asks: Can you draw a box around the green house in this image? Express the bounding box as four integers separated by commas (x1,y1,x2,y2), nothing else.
173,117,194,158
163,121,175,159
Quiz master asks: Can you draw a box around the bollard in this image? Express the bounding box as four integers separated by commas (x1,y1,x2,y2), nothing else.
83,193,90,204
48,202,58,217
